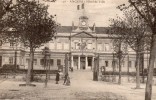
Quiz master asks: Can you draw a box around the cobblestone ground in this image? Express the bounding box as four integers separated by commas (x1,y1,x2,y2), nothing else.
0,70,156,100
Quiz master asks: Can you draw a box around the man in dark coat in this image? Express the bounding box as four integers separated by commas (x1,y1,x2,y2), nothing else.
55,71,60,84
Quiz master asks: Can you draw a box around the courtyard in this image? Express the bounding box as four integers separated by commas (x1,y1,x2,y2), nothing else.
0,70,156,100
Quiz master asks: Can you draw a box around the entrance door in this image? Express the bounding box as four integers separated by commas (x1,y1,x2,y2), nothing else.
80,57,85,69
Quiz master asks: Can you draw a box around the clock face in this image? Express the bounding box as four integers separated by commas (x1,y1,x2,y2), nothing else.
81,21,86,26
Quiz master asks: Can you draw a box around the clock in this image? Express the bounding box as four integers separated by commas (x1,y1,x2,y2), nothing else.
81,21,86,26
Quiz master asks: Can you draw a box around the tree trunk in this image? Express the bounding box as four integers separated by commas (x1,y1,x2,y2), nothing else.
26,47,34,85
140,53,144,83
112,53,116,82
31,52,34,82
127,54,130,82
145,33,156,100
118,56,121,84
136,51,140,89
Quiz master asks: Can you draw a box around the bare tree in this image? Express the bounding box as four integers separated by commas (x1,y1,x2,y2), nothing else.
109,25,128,84
109,8,149,88
119,1,156,99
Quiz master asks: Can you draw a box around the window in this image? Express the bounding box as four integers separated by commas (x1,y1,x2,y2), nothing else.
97,43,102,51
10,40,14,47
112,60,116,67
64,42,69,50
34,59,37,65
87,43,92,49
128,61,132,68
105,43,110,51
105,61,108,67
26,59,30,65
48,59,53,66
57,42,62,50
9,57,13,64
57,59,61,66
40,59,44,65
88,58,92,66
122,61,125,67
75,42,80,49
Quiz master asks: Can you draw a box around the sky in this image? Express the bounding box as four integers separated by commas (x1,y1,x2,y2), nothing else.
40,0,129,27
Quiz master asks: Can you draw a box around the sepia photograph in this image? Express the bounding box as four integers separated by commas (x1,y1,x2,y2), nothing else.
0,0,156,100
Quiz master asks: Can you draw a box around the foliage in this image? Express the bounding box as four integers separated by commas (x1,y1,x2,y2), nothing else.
9,0,57,49
119,1,156,99
0,0,19,43
0,64,19,73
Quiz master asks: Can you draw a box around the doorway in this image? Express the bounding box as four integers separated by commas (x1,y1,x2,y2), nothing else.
80,57,85,69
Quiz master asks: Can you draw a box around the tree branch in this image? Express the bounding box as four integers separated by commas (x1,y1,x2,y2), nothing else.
129,0,152,27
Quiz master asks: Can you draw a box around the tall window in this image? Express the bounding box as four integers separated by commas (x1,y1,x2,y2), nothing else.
128,61,132,68
105,43,110,51
26,59,30,65
112,60,116,68
34,59,37,65
64,42,69,50
9,57,13,64
57,42,62,50
105,61,108,67
75,42,80,49
97,43,102,51
57,59,61,66
87,43,92,49
50,59,54,66
21,57,24,65
10,40,14,47
40,59,44,65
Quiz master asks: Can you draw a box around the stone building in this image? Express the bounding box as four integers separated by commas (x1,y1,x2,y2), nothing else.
0,15,150,73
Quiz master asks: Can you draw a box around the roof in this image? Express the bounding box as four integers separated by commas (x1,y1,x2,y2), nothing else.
57,26,110,34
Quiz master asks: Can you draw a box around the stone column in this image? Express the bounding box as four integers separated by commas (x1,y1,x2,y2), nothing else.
92,57,94,70
85,56,88,69
78,56,80,69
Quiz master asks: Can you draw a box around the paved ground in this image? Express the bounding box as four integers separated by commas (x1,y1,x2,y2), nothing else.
0,70,156,100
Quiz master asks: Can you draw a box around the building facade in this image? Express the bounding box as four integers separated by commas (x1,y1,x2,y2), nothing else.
0,15,150,73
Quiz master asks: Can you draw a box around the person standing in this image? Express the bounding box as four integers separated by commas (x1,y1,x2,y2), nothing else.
63,73,68,85
55,71,60,84
66,75,70,86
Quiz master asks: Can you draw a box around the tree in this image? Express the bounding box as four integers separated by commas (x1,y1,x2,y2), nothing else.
109,8,149,88
0,0,18,42
121,1,156,100
10,0,57,85
109,19,128,85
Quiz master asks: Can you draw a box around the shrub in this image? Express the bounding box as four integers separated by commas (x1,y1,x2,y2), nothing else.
0,64,19,73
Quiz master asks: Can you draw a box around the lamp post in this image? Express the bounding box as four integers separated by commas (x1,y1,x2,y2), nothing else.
93,53,99,81
42,47,50,88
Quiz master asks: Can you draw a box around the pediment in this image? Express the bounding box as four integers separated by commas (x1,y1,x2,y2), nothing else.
71,32,94,38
